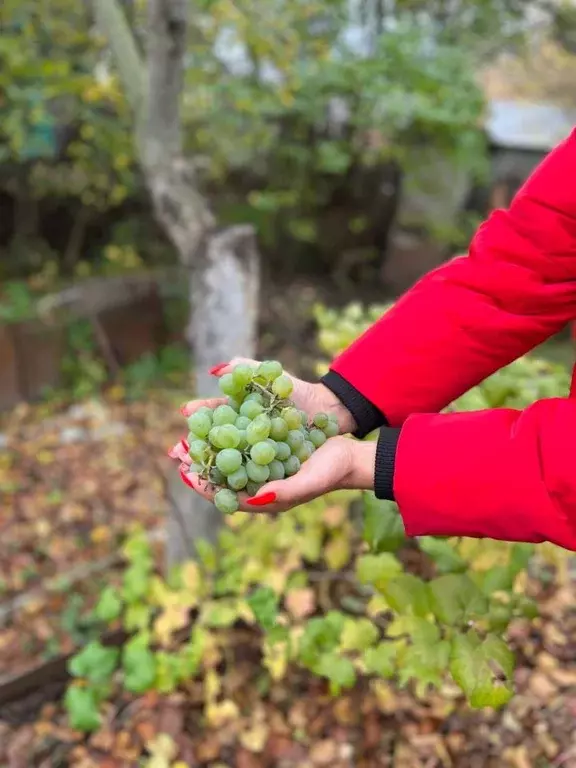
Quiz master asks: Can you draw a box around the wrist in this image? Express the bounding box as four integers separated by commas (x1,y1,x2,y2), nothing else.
343,439,377,491
316,383,358,434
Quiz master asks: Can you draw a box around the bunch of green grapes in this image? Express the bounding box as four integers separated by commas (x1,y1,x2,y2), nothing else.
184,361,338,515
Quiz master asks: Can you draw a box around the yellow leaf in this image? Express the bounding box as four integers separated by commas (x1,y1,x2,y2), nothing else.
154,604,189,647
143,733,177,768
367,595,389,617
263,641,288,682
205,669,221,702
181,562,201,594
206,699,239,728
324,533,351,570
285,588,315,620
239,722,270,753
91,525,111,544
322,505,346,528
371,680,398,714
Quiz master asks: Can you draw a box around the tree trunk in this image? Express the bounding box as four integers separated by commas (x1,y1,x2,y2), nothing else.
165,224,260,567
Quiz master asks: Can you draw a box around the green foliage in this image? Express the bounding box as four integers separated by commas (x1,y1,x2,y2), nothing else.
0,281,37,323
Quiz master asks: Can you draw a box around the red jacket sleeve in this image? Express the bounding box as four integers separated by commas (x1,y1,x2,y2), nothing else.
395,400,576,551
331,129,576,426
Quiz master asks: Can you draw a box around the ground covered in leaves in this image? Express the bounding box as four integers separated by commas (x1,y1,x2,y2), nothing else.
0,577,575,768
1,391,576,768
0,393,183,677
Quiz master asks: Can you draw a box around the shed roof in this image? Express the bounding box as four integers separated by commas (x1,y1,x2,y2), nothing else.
486,99,576,152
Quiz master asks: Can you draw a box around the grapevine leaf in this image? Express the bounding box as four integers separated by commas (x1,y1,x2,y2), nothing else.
316,652,356,694
398,638,451,694
68,641,118,685
340,618,379,652
449,631,514,709
298,612,345,668
64,685,101,732
379,574,431,618
94,586,123,623
387,615,439,645
202,600,240,628
247,587,278,631
429,574,488,625
418,537,467,573
509,543,534,577
356,553,402,588
122,634,157,694
362,493,405,553
363,643,397,677
476,565,515,595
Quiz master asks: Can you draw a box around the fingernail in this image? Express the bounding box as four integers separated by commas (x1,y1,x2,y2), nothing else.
180,468,194,489
182,438,189,452
246,492,277,507
209,362,228,376
180,403,191,416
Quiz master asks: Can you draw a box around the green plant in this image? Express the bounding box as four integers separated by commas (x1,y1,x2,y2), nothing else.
60,320,108,399
0,281,38,323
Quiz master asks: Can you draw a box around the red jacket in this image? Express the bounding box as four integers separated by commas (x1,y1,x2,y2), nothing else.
327,129,576,552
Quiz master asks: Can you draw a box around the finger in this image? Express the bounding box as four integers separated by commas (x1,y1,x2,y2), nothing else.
212,357,259,377
245,446,340,509
168,439,190,463
180,397,227,418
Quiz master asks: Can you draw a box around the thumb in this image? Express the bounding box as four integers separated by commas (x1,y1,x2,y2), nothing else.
246,447,339,508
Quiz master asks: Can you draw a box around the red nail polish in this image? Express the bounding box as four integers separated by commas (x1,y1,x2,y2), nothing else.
180,468,194,489
246,492,277,507
209,362,228,376
182,438,190,452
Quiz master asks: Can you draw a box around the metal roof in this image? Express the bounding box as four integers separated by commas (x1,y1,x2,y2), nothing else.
486,99,576,152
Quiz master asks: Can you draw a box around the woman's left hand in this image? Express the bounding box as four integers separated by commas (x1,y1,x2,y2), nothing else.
169,434,376,514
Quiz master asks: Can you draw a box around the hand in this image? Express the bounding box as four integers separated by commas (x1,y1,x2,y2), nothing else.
173,433,376,514
179,358,357,434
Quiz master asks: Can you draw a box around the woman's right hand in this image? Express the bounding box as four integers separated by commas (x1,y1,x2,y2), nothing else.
179,357,357,434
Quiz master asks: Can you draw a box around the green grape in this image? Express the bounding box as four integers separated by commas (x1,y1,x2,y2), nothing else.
240,400,265,419
250,441,276,465
214,489,239,515
189,439,210,463
286,429,304,452
235,415,251,430
246,481,263,497
189,462,203,473
275,441,291,461
232,363,254,389
313,413,329,430
217,423,241,449
187,411,212,439
227,466,248,491
246,415,271,445
266,438,278,456
210,467,226,485
245,392,264,404
196,406,213,417
323,420,339,438
227,396,243,412
246,460,270,483
272,375,293,399
283,455,301,476
299,410,309,428
327,412,339,424
309,428,327,448
268,460,285,481
282,407,302,430
257,360,283,380
212,404,238,426
208,427,223,448
270,417,289,441
237,430,248,451
219,373,243,397
295,441,314,463
216,448,243,475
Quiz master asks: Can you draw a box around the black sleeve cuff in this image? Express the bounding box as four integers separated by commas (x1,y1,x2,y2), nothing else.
374,427,401,501
320,370,387,438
